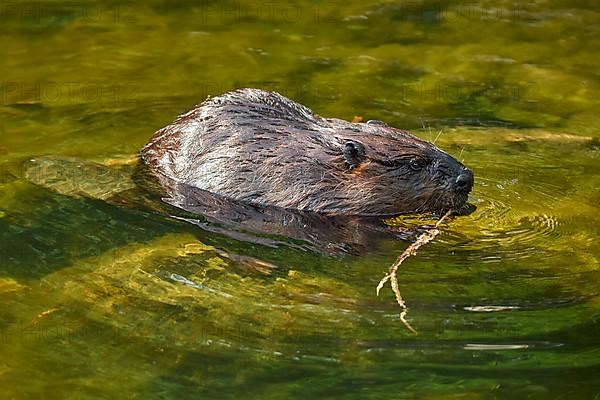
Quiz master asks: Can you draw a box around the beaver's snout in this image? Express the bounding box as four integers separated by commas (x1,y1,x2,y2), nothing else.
454,168,474,194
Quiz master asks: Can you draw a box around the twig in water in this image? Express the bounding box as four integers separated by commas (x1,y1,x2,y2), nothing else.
377,210,453,334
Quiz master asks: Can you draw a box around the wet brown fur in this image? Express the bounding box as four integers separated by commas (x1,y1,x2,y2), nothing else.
141,89,472,216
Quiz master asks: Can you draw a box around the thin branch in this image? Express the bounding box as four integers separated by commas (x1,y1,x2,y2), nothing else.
377,210,453,334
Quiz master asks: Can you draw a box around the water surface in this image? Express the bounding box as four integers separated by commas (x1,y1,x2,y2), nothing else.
0,1,599,398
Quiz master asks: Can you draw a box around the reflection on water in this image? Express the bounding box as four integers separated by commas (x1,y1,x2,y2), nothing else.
1,0,600,398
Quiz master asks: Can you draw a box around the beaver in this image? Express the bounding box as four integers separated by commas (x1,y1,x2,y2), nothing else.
141,88,474,216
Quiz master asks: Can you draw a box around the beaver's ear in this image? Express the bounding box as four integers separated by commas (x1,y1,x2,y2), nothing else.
343,140,366,169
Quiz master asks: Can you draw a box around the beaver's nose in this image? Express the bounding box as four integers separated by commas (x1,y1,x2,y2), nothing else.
454,168,474,193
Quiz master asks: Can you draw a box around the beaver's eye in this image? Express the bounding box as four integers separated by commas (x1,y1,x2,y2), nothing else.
409,157,427,171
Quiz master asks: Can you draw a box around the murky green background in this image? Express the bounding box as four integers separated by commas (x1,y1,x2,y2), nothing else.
1,0,599,398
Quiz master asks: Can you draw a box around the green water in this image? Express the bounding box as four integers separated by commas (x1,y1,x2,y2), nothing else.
1,0,599,398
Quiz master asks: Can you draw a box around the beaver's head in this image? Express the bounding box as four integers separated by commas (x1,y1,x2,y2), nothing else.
333,120,474,216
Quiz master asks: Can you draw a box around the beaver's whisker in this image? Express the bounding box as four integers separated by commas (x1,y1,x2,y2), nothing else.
413,195,432,214
433,129,444,145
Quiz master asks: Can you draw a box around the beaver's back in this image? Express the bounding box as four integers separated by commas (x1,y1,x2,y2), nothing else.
141,89,360,212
